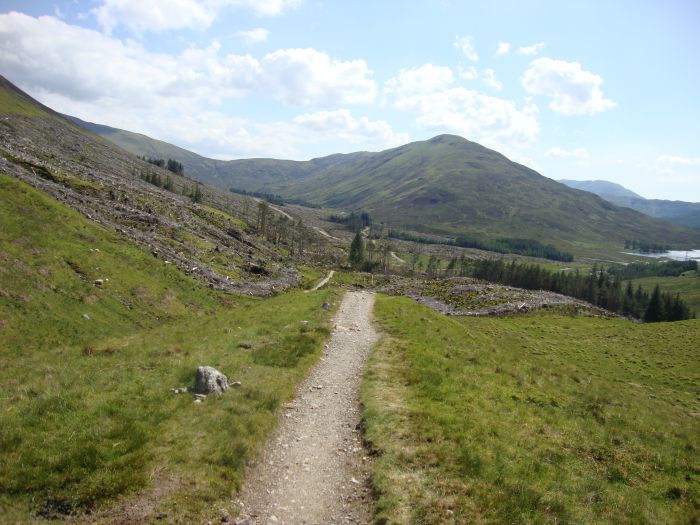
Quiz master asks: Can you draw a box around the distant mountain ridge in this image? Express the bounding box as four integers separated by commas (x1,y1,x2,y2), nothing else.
67,115,700,256
559,179,643,200
558,179,700,230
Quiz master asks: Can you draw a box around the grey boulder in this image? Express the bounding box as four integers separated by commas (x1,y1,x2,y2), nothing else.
194,366,229,395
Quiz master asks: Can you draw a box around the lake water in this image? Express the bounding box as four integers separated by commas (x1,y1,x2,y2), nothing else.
621,249,700,261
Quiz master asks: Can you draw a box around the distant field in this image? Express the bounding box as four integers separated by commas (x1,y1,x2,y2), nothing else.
363,295,700,524
629,271,700,314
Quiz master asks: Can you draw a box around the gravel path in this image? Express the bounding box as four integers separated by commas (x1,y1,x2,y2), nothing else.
235,291,378,525
308,270,335,292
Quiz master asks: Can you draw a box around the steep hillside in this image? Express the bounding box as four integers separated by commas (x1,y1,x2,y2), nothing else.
267,136,700,253
0,74,341,522
0,76,334,294
559,179,700,229
74,114,700,255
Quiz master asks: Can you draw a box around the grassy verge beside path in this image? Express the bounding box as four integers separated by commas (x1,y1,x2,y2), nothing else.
0,174,342,523
362,295,700,524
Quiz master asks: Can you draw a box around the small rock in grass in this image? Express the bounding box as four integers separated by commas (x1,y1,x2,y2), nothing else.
231,381,242,388
94,279,103,286
194,366,228,395
82,313,90,320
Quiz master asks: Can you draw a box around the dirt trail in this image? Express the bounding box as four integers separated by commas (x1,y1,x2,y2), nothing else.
313,227,342,242
307,270,335,292
389,251,405,264
236,291,378,525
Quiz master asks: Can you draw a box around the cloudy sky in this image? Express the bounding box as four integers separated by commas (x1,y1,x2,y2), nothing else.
1,0,699,200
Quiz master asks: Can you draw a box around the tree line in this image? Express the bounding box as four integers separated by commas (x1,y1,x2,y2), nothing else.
345,234,694,322
467,259,693,322
142,157,184,175
607,259,697,280
136,167,203,203
229,188,321,209
389,229,574,261
624,239,671,253
328,211,372,233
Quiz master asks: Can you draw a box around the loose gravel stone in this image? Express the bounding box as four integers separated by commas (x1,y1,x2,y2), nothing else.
236,291,378,525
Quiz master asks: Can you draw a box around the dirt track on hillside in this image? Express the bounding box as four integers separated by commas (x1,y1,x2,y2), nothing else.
235,291,378,525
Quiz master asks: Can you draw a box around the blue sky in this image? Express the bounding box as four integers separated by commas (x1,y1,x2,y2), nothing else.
0,0,699,201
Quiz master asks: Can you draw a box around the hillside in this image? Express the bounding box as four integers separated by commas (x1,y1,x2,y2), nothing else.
0,76,337,294
558,178,643,200
559,179,700,229
0,74,345,522
242,135,700,254
73,116,700,256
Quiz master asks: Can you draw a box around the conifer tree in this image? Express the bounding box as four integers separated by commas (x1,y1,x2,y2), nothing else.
644,285,664,322
349,232,365,269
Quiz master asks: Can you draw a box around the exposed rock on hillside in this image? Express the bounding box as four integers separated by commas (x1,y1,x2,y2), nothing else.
0,76,336,295
380,277,613,317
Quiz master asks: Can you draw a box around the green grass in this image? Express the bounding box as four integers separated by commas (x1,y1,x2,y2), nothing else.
0,174,340,523
628,271,700,314
0,83,51,117
363,295,700,524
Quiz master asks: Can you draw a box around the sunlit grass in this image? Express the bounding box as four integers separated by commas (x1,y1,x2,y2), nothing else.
0,174,340,522
363,295,700,524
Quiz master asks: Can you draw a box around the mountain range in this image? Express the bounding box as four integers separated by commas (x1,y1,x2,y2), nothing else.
559,179,700,230
66,113,700,257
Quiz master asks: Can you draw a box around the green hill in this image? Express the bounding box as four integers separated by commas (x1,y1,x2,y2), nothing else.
559,178,644,200
71,115,700,256
559,179,700,230
0,75,341,521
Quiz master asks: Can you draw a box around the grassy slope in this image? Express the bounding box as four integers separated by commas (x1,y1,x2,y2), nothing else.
75,119,700,258
363,295,700,524
62,114,227,184
628,271,700,314
0,175,339,523
278,136,700,255
559,180,700,230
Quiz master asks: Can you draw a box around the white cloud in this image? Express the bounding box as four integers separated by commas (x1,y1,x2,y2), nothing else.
0,13,374,108
290,109,409,147
495,41,511,56
261,48,376,106
93,0,300,33
545,146,590,166
94,0,215,33
482,68,502,91
657,154,700,166
230,0,302,16
237,27,270,45
517,42,545,56
384,64,454,97
0,11,386,160
522,57,616,116
453,35,479,62
459,66,478,80
386,68,538,154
